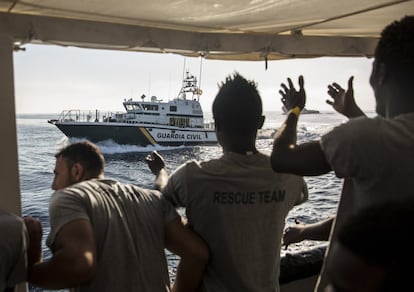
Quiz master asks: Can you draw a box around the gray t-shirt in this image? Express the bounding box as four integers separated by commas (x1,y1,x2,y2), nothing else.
317,113,414,291
0,210,27,291
47,179,178,292
164,152,308,292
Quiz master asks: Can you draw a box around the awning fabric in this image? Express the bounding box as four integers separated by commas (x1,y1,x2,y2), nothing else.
0,0,413,60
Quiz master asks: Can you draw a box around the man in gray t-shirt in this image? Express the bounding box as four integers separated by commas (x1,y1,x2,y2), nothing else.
26,141,208,292
0,210,28,291
147,73,307,292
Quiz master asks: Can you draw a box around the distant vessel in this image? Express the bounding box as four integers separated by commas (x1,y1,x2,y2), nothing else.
282,106,320,115
48,71,217,146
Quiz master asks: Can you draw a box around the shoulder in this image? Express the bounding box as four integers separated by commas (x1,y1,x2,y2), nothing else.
0,212,26,262
0,210,25,243
332,115,389,134
50,185,85,204
321,116,382,149
133,185,162,198
275,172,307,191
169,159,208,179
49,180,102,210
322,115,408,149
127,183,165,203
0,210,23,226
326,116,372,135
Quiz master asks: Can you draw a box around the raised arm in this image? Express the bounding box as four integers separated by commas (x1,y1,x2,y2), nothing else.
271,76,331,176
146,151,169,191
277,75,306,146
326,76,366,118
165,217,209,292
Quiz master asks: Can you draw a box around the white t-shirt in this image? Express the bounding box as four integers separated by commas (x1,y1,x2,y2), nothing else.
48,179,178,292
317,113,414,291
164,151,308,292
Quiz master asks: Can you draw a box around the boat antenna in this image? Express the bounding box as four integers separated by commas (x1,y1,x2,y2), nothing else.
198,56,203,90
182,57,186,81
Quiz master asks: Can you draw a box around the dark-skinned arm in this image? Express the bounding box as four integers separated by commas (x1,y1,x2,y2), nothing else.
28,219,96,289
283,217,335,246
271,76,331,176
165,218,209,292
148,152,208,291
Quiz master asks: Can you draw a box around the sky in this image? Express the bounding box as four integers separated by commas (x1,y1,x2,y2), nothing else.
13,44,376,114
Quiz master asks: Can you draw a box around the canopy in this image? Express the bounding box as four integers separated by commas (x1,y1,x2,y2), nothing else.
1,0,413,61
0,3,412,291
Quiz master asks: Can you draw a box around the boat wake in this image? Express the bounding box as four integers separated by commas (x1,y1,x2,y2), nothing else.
97,140,189,154
62,137,189,154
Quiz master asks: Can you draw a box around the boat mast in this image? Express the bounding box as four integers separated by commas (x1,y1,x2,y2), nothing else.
176,57,203,101
182,57,186,83
198,56,203,91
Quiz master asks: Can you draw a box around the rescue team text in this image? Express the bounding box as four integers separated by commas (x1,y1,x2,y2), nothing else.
213,190,286,204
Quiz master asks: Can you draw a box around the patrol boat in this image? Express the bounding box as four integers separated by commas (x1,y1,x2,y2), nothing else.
48,71,217,146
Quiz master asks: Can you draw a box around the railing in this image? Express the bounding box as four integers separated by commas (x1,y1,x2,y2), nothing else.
204,120,215,129
52,109,216,130
55,110,122,123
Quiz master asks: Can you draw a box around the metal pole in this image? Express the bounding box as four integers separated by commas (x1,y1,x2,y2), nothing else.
0,34,22,215
198,56,203,90
0,33,28,292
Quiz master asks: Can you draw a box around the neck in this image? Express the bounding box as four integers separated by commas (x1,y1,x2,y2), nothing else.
82,173,104,182
217,130,259,155
382,83,413,118
222,139,258,155
224,148,258,155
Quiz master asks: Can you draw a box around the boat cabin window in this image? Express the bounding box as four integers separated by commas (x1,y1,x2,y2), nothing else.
125,104,142,111
170,117,189,127
170,106,177,112
142,104,159,111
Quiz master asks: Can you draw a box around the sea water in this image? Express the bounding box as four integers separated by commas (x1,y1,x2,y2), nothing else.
17,111,346,291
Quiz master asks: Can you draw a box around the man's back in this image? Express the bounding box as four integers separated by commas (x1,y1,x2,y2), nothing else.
0,210,27,291
165,152,307,291
321,113,414,230
47,179,177,292
147,73,308,291
317,113,414,290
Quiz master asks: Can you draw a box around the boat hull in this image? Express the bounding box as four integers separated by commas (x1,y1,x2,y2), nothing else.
52,122,217,146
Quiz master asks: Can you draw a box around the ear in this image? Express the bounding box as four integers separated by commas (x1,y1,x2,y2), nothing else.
214,120,221,132
377,62,387,86
257,115,265,129
71,162,85,182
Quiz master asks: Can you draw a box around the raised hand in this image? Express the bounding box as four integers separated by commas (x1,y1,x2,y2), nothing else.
279,76,306,111
145,151,166,175
326,76,365,118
